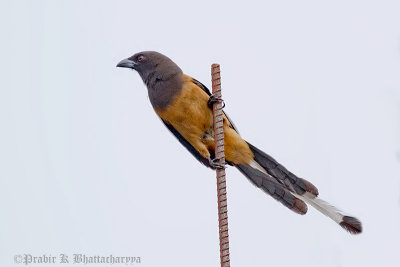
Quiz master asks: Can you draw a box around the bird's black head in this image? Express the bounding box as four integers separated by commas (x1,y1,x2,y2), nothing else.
116,51,182,85
117,51,183,109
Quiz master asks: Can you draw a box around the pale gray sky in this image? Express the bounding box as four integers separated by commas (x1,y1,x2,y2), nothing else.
1,1,400,266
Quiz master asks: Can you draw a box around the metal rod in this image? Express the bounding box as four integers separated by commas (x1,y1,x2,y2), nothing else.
211,64,231,267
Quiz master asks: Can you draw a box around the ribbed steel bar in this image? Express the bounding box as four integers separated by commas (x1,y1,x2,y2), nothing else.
211,64,230,267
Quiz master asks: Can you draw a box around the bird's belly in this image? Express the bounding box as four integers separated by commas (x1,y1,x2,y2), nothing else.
155,83,213,141
154,79,253,165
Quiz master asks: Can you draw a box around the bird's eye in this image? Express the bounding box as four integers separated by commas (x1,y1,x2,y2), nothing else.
137,55,146,62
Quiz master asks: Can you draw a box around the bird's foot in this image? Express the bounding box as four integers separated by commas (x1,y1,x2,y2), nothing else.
208,157,226,169
208,94,225,109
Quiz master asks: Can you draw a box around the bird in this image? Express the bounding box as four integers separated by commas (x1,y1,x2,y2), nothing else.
117,51,362,234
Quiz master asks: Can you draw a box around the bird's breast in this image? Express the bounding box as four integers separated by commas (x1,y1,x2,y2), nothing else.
154,76,213,138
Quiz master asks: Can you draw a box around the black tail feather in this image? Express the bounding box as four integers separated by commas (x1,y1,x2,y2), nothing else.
247,142,319,196
236,164,308,215
340,216,362,234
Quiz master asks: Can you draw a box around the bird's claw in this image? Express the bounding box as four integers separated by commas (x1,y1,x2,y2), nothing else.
208,94,225,109
209,157,225,169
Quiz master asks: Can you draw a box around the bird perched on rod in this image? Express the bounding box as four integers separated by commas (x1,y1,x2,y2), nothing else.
117,51,362,234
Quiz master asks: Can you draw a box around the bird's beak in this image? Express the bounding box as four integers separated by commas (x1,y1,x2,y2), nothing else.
116,58,136,69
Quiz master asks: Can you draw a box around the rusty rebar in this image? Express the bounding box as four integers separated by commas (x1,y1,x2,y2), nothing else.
211,64,230,267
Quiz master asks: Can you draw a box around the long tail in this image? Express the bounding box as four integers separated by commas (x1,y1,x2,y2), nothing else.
236,163,308,215
296,193,362,234
242,142,362,234
247,142,319,196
